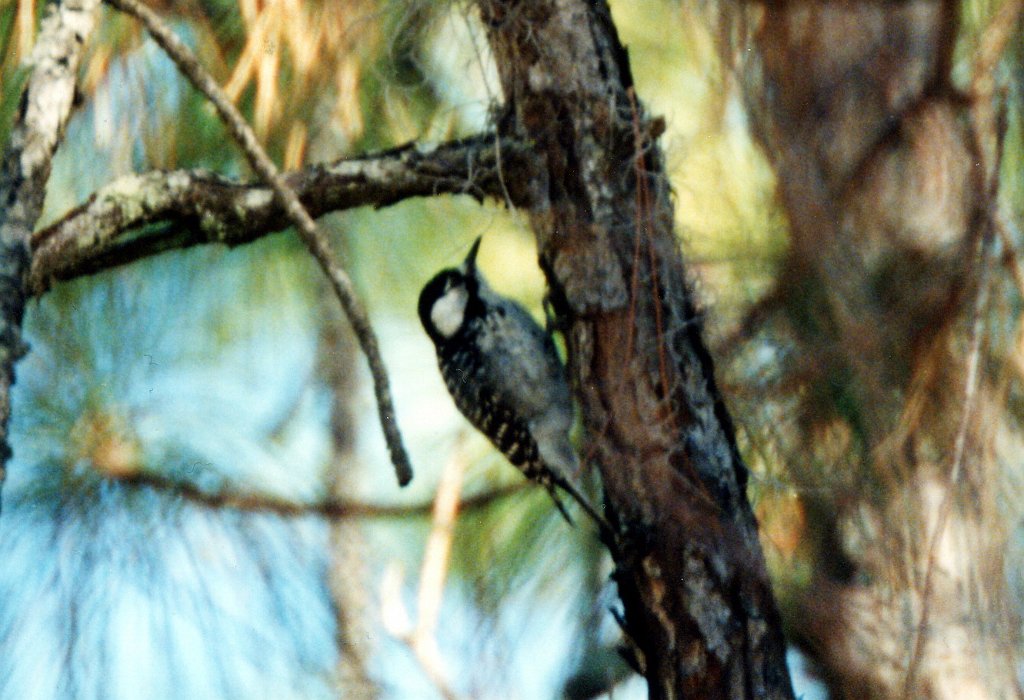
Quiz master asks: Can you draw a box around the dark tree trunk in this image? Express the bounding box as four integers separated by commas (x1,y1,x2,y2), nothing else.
477,1,794,697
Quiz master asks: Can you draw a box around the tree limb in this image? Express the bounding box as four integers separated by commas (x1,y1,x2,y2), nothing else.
105,0,416,486
30,135,533,293
112,469,525,520
0,0,102,510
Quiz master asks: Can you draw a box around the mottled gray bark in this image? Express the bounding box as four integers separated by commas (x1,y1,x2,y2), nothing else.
0,0,101,506
477,1,793,697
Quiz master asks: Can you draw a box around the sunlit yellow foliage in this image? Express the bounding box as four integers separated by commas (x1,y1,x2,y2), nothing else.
223,0,374,142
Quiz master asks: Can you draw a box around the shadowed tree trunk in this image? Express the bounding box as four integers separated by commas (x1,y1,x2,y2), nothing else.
478,1,794,697
719,0,1023,696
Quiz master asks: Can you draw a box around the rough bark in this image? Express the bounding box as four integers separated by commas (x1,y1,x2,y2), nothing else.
477,1,793,697
0,0,101,506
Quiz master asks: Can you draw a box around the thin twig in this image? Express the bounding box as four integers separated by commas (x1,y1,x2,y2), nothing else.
417,437,465,639
901,9,1016,686
411,441,465,700
106,0,413,486
112,469,523,520
902,222,995,698
971,0,1023,97
996,214,1024,300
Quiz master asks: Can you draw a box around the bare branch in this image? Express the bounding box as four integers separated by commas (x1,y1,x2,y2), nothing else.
969,0,1022,192
114,469,524,520
971,0,1023,98
106,0,415,486
0,0,101,508
30,135,532,293
904,222,997,697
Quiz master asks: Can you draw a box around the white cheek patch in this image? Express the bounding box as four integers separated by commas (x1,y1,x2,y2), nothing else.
430,286,468,338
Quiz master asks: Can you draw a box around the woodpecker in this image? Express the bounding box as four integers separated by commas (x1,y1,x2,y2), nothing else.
418,238,602,526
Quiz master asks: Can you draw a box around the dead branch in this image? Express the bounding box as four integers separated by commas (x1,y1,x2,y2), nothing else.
903,226,997,697
106,0,414,487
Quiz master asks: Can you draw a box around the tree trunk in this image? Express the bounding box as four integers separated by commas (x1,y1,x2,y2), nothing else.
0,0,101,507
477,1,794,697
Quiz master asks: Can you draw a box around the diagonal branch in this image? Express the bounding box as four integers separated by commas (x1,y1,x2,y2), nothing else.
105,0,418,485
30,135,532,294
0,0,102,511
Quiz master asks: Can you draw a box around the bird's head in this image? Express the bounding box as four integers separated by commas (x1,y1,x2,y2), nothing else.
418,237,483,344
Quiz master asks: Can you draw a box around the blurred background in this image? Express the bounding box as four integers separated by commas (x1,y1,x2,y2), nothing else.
0,0,1020,698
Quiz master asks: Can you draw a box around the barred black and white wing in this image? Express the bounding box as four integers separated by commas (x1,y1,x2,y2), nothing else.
437,339,574,522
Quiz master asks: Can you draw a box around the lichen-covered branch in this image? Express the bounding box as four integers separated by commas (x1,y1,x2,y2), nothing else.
0,0,101,509
30,135,531,294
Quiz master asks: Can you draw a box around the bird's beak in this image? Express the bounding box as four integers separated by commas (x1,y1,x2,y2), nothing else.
463,237,482,275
